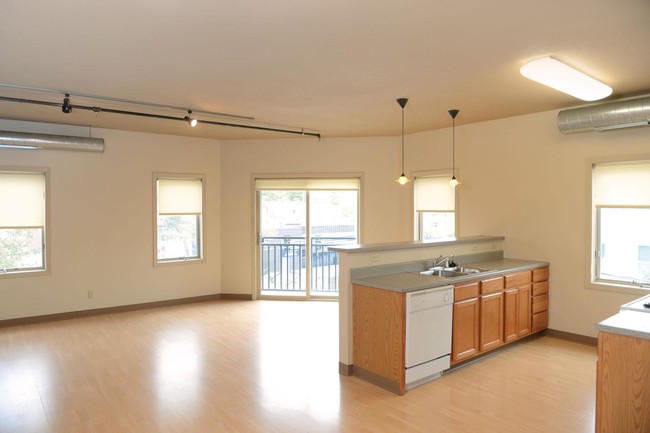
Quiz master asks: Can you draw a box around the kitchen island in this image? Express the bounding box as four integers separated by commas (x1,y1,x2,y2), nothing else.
331,236,549,393
595,295,650,432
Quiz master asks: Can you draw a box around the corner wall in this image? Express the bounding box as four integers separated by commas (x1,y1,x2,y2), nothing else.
0,121,222,320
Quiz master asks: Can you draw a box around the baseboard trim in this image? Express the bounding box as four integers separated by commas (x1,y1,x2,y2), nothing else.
339,362,353,376
220,293,254,301
0,293,252,328
544,328,597,346
352,365,402,395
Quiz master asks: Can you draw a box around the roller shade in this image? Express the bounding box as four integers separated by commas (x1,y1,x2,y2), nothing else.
593,161,650,206
158,178,203,214
415,176,455,212
0,172,45,227
255,178,359,190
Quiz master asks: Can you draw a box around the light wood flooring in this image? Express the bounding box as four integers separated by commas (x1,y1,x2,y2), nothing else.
0,300,597,433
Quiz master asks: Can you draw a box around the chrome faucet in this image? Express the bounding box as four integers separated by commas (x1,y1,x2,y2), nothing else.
431,254,455,269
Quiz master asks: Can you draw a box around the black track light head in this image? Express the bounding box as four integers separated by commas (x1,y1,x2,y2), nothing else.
184,110,198,127
62,94,72,114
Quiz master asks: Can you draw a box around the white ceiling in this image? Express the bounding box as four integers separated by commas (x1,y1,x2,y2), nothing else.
1,0,649,140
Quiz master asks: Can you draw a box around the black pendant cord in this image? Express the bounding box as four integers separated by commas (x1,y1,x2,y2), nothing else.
452,116,455,175
0,95,321,139
448,109,459,177
401,106,405,174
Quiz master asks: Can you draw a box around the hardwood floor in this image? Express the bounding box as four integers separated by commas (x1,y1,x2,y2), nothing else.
0,300,597,433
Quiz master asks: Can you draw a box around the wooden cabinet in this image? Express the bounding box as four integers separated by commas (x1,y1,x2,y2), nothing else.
352,283,405,394
452,265,549,365
531,267,549,333
479,276,505,352
504,271,532,342
596,331,650,432
451,281,480,363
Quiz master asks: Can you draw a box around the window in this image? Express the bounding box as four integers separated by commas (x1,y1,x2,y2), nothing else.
155,175,204,264
591,159,650,288
256,177,359,298
414,175,456,240
0,170,47,274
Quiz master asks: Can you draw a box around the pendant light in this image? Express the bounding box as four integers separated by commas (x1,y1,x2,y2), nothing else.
396,98,410,185
448,109,460,187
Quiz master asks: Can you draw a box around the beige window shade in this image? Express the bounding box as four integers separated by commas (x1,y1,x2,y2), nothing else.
158,178,203,214
415,176,455,212
255,178,359,190
0,172,45,227
593,161,650,206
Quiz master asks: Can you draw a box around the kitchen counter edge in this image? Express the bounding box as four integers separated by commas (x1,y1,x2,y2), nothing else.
597,311,650,341
351,258,549,293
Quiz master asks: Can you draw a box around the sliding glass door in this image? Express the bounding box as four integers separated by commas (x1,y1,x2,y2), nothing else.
257,179,359,299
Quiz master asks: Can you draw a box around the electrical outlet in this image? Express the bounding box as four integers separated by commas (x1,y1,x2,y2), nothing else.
370,254,380,263
87,290,95,299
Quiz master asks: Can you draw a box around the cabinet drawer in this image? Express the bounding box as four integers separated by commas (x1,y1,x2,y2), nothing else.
505,271,532,288
532,280,549,296
533,267,549,283
454,281,479,302
480,276,504,295
532,293,549,314
532,311,549,332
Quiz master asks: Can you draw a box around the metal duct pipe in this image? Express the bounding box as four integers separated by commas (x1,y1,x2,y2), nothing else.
557,95,650,134
0,130,104,152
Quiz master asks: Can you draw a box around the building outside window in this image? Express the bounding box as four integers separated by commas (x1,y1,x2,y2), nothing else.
155,175,204,264
414,175,456,241
592,159,650,288
0,170,47,275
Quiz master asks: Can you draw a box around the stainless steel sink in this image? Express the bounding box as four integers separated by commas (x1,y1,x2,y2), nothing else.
419,266,486,278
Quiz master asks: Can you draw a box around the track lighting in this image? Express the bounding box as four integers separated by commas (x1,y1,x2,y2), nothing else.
396,98,410,185
62,93,72,113
448,109,460,187
184,110,198,127
0,86,321,138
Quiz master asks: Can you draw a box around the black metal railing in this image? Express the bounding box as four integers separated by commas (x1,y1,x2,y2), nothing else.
260,236,355,294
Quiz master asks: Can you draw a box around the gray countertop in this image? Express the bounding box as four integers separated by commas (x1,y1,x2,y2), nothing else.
597,294,650,340
330,235,505,254
352,258,549,293
597,311,650,341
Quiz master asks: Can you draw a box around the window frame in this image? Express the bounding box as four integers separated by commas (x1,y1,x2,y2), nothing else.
586,156,650,294
153,173,206,266
0,167,50,278
413,172,457,241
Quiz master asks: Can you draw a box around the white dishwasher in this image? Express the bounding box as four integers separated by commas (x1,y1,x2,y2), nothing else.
405,284,454,389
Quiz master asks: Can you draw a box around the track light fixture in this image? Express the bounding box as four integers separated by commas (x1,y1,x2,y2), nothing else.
62,93,72,113
448,109,460,187
396,98,410,185
184,110,198,127
0,88,321,139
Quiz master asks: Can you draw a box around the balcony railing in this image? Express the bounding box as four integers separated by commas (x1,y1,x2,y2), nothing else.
260,236,355,295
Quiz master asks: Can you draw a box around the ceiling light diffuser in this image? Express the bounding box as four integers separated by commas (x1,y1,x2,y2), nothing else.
520,57,612,101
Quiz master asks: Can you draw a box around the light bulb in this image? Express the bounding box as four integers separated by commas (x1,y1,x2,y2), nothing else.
450,176,460,187
397,174,410,185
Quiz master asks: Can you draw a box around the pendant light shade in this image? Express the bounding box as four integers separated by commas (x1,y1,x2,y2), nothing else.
396,98,410,185
449,109,460,187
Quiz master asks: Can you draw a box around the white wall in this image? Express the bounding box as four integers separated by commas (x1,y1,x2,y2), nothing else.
3,109,647,337
220,110,650,337
0,121,222,320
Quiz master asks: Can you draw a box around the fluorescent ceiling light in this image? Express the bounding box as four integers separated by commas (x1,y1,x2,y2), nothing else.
520,57,612,101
